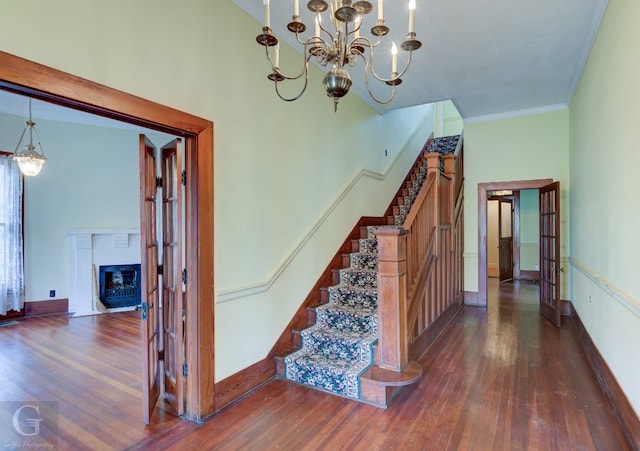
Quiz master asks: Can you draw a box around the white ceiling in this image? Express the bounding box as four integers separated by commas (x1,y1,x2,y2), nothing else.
233,0,608,119
0,1,608,123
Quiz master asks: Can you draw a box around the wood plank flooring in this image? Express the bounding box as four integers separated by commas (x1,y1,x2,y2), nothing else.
0,279,632,450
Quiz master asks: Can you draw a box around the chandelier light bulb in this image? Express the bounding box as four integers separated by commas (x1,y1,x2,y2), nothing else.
408,0,416,33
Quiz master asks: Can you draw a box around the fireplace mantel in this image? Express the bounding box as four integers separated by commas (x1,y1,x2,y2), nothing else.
66,229,141,316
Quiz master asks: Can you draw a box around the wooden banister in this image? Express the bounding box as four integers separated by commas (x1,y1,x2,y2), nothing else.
375,136,465,373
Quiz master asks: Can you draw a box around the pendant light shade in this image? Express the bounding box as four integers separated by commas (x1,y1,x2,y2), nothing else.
13,98,47,177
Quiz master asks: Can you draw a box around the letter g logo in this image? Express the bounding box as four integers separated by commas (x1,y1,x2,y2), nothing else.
12,404,43,437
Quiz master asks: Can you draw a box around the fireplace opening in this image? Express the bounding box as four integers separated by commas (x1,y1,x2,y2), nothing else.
99,264,141,309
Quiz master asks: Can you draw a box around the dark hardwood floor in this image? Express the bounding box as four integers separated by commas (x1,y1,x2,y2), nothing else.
0,279,631,450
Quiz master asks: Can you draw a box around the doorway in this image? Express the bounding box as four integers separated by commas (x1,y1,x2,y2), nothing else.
477,179,553,306
0,50,215,421
487,193,514,282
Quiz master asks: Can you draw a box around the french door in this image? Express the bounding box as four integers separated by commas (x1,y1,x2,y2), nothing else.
140,135,184,423
498,198,514,282
539,181,561,327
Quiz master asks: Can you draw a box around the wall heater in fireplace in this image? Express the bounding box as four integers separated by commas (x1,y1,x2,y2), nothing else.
99,264,142,309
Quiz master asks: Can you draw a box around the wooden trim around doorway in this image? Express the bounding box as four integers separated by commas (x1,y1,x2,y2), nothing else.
477,179,553,306
0,51,215,421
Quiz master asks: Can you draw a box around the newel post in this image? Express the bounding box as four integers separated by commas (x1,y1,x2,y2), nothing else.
443,154,456,178
375,227,409,372
426,152,441,174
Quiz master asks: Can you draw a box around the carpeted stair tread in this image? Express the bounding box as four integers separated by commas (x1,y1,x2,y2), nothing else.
338,268,377,289
283,351,373,398
315,303,378,334
299,324,376,349
357,238,378,253
326,285,377,308
349,252,378,270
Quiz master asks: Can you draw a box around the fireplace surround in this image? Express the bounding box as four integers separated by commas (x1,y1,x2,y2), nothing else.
67,229,141,316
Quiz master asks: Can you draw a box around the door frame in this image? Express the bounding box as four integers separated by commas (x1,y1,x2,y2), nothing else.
487,194,517,280
0,51,215,421
477,179,552,306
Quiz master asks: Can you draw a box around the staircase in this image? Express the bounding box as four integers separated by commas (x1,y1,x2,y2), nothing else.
276,135,461,407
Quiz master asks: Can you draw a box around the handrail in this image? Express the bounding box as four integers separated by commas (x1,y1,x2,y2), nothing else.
375,134,464,371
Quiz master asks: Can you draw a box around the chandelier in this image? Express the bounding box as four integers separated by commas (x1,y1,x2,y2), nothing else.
13,98,47,176
256,0,421,111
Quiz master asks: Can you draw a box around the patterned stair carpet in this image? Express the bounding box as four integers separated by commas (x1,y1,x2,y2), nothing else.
283,225,381,398
282,135,460,400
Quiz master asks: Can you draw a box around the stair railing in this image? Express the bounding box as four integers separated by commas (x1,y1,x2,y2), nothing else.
376,136,464,372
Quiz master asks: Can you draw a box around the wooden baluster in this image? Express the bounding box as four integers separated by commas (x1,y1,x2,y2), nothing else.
375,227,409,372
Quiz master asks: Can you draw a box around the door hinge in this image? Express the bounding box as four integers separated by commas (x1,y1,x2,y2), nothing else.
182,268,187,284
158,350,164,361
156,177,162,188
181,170,186,186
157,264,163,276
182,363,188,377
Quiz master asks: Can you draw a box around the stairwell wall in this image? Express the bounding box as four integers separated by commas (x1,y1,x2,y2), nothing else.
569,0,640,417
0,0,435,381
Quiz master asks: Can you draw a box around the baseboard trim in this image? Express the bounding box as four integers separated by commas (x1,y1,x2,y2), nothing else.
568,304,640,449
214,359,275,413
25,299,68,317
518,270,539,281
0,308,25,321
464,291,482,306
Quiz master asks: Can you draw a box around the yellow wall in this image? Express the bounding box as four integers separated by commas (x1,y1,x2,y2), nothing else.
463,110,570,294
0,0,434,380
569,0,640,416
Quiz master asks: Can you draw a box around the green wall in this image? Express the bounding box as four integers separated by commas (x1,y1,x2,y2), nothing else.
519,189,539,271
0,112,171,303
569,0,640,416
0,0,434,381
463,109,570,296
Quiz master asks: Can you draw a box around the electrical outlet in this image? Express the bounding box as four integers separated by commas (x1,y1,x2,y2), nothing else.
49,290,55,298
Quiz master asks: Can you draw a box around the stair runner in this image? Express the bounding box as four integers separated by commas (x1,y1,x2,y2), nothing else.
282,135,460,401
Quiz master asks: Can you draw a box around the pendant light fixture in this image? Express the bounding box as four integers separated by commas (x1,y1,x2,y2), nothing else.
13,98,47,177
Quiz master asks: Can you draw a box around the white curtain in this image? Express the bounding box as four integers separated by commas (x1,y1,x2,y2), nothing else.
0,155,25,315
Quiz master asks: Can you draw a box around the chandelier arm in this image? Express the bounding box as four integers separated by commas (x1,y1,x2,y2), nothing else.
361,54,397,105
367,46,415,83
318,13,334,42
294,31,309,46
273,58,311,102
264,43,310,81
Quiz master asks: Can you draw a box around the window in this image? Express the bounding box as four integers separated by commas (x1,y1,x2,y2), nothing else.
0,152,25,315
